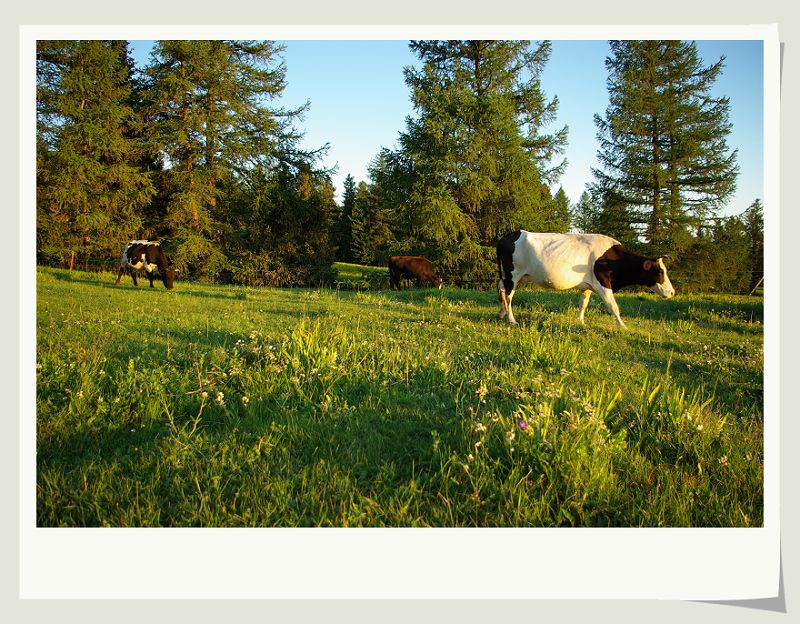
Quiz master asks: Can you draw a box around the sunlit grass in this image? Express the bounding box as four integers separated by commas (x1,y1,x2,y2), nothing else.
35,266,763,526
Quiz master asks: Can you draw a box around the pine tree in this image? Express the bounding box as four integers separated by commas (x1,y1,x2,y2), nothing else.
36,40,155,267
395,40,567,277
592,40,739,253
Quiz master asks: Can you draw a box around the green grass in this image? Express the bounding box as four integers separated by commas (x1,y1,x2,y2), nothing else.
35,266,764,527
332,261,387,289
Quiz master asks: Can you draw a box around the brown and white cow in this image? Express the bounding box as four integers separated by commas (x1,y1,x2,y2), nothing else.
388,255,443,290
496,231,675,328
114,240,178,289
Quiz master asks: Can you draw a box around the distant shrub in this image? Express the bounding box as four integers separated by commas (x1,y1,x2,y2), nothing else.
228,248,336,288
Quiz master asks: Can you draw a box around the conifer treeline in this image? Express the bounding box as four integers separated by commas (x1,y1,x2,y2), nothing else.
36,39,763,292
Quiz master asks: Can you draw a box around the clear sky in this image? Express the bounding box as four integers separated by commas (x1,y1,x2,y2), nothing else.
129,39,764,218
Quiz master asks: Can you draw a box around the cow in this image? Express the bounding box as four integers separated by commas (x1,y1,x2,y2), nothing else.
388,255,443,290
496,231,675,328
114,240,178,289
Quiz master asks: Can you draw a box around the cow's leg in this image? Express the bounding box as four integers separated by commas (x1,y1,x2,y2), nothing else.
497,279,508,320
597,288,627,328
148,272,155,288
577,289,592,324
114,267,125,285
131,271,138,287
505,288,518,325
498,277,518,324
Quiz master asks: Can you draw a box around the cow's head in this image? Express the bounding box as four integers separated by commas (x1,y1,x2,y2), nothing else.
162,268,179,289
434,276,443,289
641,256,675,298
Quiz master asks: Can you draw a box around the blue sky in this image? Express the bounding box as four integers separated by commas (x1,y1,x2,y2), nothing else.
129,39,764,217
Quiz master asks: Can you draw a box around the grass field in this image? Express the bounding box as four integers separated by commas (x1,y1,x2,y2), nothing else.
35,265,764,527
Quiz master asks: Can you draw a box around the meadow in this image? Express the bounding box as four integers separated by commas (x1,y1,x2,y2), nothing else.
35,264,764,527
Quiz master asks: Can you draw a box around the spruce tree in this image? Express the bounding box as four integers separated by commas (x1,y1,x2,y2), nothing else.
350,182,372,265
571,190,598,234
333,174,358,262
143,40,308,278
592,40,739,253
743,199,764,292
546,187,572,232
36,40,155,266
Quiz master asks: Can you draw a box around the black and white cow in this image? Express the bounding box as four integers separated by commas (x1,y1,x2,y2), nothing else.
114,240,178,289
389,255,443,290
496,231,675,328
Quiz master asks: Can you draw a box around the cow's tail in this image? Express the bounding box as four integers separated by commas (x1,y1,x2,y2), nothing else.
496,238,506,312
495,233,517,297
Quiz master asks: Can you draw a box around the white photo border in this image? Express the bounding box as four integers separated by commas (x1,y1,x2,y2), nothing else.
20,23,780,601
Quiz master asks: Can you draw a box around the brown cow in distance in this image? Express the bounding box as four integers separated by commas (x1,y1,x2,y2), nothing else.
388,255,443,290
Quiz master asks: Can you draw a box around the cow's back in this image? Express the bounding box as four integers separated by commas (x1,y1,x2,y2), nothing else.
513,232,620,291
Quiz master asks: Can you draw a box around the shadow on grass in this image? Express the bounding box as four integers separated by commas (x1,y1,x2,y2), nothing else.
36,361,475,526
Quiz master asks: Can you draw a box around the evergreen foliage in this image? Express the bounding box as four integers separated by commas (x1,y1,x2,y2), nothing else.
37,39,334,286
331,173,358,262
592,40,739,255
34,39,760,294
742,199,764,292
546,187,572,233
37,40,155,266
142,40,317,279
366,40,569,283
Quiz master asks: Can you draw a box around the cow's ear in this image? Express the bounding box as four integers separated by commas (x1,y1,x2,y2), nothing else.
643,259,653,271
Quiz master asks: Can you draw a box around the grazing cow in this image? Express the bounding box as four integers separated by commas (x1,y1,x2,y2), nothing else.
114,240,178,289
388,255,443,290
496,231,675,328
